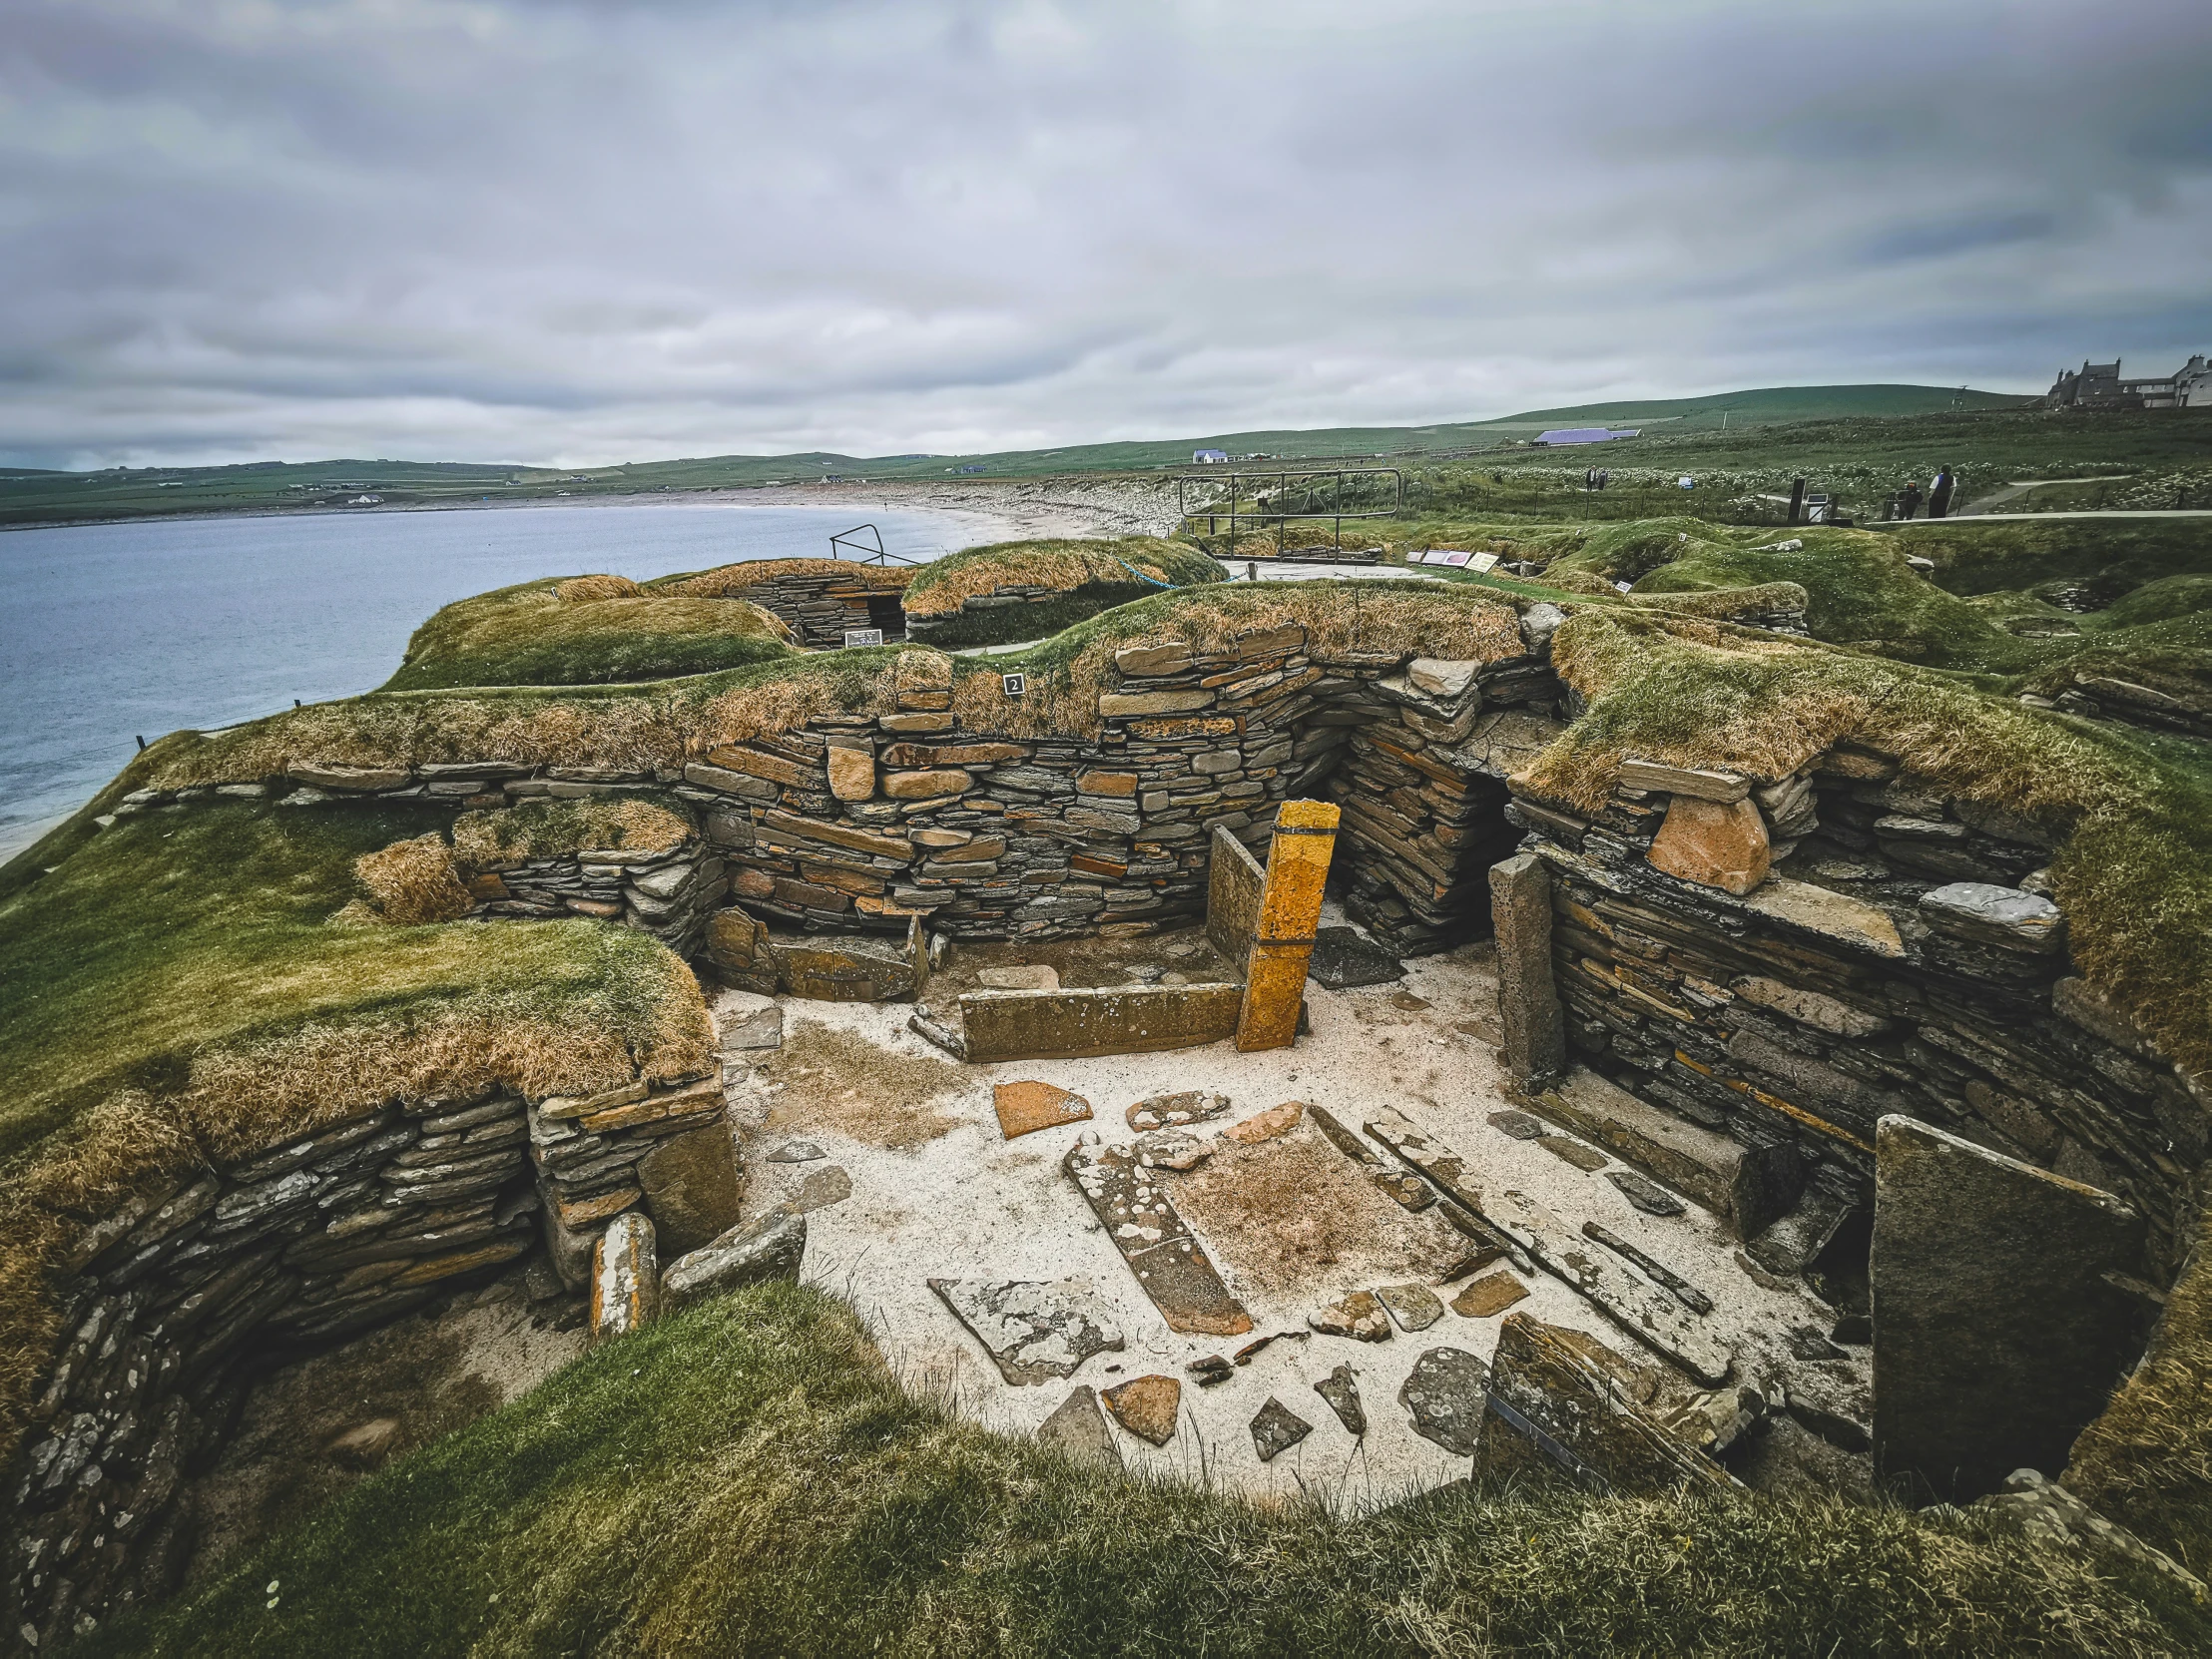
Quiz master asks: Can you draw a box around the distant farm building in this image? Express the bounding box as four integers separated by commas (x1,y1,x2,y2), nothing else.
1534,427,1641,445
1192,449,1230,463
2047,355,2212,409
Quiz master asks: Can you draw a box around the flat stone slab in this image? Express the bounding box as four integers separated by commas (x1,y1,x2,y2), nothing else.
661,1212,807,1313
1873,1115,2145,1502
1308,1105,1434,1212
1102,1375,1182,1445
1919,882,2064,953
1539,1066,1800,1238
1399,1347,1490,1454
1314,1364,1367,1434
1128,1091,1233,1132
993,1080,1093,1140
1133,1129,1212,1171
1377,1283,1444,1332
976,964,1062,990
1251,1396,1314,1461
1065,1141,1252,1337
1309,1289,1391,1342
1539,1137,1609,1172
767,1139,827,1163
1036,1384,1120,1467
1223,1101,1304,1145
1487,1110,1547,1141
781,1165,851,1216
928,1278,1126,1385
1450,1271,1529,1319
1607,1169,1686,1217
1307,925,1404,989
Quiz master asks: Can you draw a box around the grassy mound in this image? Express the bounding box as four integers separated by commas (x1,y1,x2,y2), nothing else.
0,800,712,1457
1890,517,2212,600
905,537,1227,647
382,577,797,691
654,558,913,601
87,1283,2206,1659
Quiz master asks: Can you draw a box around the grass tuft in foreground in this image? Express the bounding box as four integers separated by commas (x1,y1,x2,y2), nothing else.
86,1284,2209,1658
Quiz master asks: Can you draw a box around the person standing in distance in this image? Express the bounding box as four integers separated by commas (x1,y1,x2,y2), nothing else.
1928,465,1954,519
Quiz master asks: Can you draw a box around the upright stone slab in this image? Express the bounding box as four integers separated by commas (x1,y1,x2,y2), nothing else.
1487,852,1564,1089
590,1211,659,1344
1206,825,1266,972
1872,1115,2146,1502
1236,800,1339,1052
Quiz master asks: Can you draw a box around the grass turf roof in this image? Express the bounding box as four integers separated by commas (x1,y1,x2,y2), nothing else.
653,557,913,598
901,536,1226,617
84,1283,2210,1658
0,799,712,1457
381,577,797,692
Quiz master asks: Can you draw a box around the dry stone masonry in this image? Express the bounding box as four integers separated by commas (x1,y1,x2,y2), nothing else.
4,1056,738,1648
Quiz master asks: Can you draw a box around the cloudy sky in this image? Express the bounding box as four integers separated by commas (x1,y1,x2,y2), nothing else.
4,0,2209,470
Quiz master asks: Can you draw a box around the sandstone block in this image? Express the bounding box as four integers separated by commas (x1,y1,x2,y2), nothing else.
883,768,972,800
827,746,876,802
1098,688,1216,718
1223,1100,1304,1144
1036,1384,1121,1466
1646,796,1770,895
1618,759,1751,802
930,1277,1124,1384
992,1080,1092,1139
287,762,410,792
1407,658,1480,698
1919,882,2065,953
1101,1375,1182,1444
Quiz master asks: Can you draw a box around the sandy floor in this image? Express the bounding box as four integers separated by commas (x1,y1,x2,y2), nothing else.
723,901,1871,1508
734,476,1184,541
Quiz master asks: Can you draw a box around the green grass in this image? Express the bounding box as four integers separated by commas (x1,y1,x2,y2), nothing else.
0,799,711,1455
83,1283,2208,1659
1891,517,2212,599
381,577,796,690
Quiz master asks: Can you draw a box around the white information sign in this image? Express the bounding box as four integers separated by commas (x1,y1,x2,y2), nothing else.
842,628,884,649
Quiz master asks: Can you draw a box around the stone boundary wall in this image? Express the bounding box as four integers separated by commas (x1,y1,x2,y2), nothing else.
1504,752,2210,1275
673,619,1569,960
5,1066,731,1651
2036,670,2212,742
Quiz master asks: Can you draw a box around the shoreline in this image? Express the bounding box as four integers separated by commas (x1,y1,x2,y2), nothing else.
0,475,1183,541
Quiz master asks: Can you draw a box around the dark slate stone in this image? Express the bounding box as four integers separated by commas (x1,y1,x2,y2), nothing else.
1306,925,1405,989
1606,1169,1686,1217
1399,1347,1490,1455
1314,1364,1367,1435
1487,1109,1547,1141
1250,1396,1315,1461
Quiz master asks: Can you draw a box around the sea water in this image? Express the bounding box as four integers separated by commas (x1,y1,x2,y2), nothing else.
0,500,982,856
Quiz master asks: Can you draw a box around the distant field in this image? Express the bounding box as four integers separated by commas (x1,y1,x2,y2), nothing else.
1,383,2065,528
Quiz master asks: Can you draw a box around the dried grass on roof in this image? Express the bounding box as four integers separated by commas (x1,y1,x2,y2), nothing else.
352,833,473,924
902,538,1221,618
449,797,694,866
660,559,912,598
554,574,643,602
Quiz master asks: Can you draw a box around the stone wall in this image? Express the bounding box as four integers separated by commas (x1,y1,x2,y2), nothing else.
677,619,1568,960
719,566,908,649
1503,751,2210,1276
4,1065,731,1651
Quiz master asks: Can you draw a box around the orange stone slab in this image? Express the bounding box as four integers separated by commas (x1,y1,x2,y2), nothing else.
1101,1375,1182,1446
994,1081,1093,1140
1451,1270,1531,1319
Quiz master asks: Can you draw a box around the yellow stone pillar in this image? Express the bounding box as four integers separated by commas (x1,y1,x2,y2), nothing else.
1235,799,1341,1051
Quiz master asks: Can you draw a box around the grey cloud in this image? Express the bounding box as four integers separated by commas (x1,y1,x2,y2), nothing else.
0,0,2207,468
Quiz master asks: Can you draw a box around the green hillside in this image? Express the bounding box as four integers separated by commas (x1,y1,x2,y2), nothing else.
0,385,2033,527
